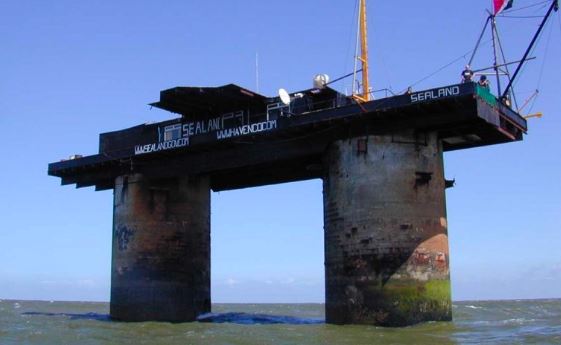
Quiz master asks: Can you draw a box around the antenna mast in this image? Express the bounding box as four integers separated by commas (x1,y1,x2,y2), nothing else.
255,52,259,93
502,0,559,100
490,15,503,96
353,0,371,102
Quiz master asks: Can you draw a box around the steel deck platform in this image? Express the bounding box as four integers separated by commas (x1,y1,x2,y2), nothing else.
48,82,526,191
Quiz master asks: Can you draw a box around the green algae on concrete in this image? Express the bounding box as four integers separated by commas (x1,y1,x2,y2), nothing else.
348,279,452,327
324,134,452,326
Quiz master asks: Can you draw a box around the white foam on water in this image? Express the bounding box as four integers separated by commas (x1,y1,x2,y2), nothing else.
501,318,536,325
466,305,483,309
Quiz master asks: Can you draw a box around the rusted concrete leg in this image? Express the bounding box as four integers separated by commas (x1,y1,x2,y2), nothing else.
110,174,210,322
323,132,452,326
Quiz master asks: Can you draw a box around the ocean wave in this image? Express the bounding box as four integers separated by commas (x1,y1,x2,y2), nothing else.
467,317,538,327
21,311,111,322
197,312,324,325
501,318,537,325
465,305,483,309
1,300,560,344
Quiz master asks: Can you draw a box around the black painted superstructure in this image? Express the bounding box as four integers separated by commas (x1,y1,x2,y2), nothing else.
49,82,525,192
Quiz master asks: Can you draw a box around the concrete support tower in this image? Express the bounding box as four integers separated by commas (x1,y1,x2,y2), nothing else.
324,132,452,326
110,174,211,322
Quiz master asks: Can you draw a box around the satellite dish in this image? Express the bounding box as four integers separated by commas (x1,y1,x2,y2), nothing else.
279,88,291,105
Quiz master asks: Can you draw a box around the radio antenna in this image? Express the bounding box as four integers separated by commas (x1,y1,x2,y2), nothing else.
352,0,371,103
255,52,260,93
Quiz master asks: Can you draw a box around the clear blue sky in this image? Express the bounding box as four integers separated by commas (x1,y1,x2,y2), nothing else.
0,0,560,303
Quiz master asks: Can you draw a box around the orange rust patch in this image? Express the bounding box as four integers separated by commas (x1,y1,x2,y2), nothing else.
418,233,449,255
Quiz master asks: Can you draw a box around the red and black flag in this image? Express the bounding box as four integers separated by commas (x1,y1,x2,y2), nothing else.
493,0,514,15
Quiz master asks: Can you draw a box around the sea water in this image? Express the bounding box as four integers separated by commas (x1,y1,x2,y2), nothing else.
0,299,560,344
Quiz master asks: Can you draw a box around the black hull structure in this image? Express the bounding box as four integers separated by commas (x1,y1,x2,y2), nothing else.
49,82,525,192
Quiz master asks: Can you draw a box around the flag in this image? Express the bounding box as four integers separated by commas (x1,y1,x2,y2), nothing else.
493,0,514,15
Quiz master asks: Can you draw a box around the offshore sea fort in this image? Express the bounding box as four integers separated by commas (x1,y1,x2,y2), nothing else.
1,299,560,344
41,0,559,335
47,0,557,328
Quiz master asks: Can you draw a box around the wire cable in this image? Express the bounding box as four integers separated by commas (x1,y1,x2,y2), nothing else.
342,0,360,91
498,15,547,18
352,0,362,95
512,17,551,92
493,21,519,107
558,10,561,43
400,40,492,93
536,14,554,89
526,91,540,115
501,0,550,14
526,14,555,114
